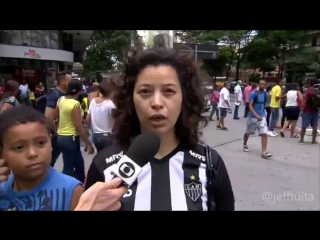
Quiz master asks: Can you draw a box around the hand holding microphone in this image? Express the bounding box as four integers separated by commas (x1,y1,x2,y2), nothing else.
96,132,160,187
75,177,127,211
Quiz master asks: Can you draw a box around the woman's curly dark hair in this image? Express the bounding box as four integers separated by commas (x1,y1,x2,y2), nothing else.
113,47,208,149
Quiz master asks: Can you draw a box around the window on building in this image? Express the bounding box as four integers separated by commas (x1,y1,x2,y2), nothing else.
0,31,11,44
22,30,32,46
30,30,51,48
50,30,59,49
0,30,23,45
9,30,23,45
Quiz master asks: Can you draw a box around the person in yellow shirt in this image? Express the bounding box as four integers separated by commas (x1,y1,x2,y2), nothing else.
268,79,283,136
56,79,94,183
29,89,36,108
82,93,88,119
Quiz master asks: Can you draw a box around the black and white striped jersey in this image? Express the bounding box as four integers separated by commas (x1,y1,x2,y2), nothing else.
85,144,234,211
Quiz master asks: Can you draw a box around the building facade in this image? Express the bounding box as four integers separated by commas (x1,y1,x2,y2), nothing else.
0,30,91,89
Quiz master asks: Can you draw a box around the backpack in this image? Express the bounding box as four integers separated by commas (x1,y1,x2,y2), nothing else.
197,144,218,211
307,88,320,109
253,90,267,106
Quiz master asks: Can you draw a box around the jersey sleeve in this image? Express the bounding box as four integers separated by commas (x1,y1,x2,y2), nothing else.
210,149,235,211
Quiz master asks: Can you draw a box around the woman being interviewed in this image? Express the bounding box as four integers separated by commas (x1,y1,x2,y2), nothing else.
85,47,234,211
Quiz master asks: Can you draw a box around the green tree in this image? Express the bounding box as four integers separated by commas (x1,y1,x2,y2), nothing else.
82,30,142,77
175,30,256,79
254,30,309,77
201,46,233,77
242,38,278,77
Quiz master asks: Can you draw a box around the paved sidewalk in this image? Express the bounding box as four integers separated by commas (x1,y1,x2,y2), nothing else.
203,103,319,210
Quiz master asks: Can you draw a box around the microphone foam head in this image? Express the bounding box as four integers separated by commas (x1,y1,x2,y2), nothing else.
126,131,160,167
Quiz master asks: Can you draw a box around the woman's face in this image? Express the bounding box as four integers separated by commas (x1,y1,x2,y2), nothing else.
133,65,182,136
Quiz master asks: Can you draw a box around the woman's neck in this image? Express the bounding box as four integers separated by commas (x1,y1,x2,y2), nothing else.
155,132,179,159
65,95,77,100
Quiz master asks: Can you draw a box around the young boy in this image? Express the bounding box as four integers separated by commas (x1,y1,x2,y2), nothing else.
0,105,83,211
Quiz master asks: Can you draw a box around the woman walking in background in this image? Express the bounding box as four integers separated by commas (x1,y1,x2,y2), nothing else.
265,85,272,127
280,83,303,138
56,79,94,183
209,84,219,121
86,79,115,152
280,85,288,128
88,82,100,103
0,80,20,113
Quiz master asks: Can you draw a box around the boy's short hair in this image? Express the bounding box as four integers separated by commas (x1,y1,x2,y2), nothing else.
0,105,47,147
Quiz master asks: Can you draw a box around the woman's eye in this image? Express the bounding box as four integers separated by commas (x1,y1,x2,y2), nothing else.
37,141,46,147
165,89,175,94
140,89,151,95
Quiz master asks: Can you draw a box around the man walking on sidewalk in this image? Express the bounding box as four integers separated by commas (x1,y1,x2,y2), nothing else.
268,79,282,137
299,78,320,144
217,81,231,131
233,80,243,120
243,80,272,159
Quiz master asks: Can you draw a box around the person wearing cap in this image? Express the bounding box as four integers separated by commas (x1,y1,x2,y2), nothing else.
55,79,94,183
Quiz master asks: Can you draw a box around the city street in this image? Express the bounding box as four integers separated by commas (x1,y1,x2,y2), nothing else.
54,103,320,211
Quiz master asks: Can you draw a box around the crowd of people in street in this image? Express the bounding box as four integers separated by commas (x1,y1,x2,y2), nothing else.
209,78,320,159
0,46,236,211
0,37,319,211
0,72,121,211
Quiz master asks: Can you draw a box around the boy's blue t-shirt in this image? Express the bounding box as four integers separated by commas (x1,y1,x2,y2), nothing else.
248,91,266,119
0,168,82,211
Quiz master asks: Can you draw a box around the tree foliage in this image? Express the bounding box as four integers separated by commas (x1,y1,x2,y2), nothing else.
243,30,310,77
82,30,143,77
175,30,255,77
176,30,318,80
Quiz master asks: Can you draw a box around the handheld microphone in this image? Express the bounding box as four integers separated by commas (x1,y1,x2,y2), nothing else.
106,132,160,187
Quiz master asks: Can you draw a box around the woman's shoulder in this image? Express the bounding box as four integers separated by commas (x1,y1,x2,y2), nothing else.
4,96,18,106
92,144,124,166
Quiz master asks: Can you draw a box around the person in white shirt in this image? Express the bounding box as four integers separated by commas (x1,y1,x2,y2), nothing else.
86,79,115,152
217,81,231,130
233,80,243,120
19,80,30,106
280,83,303,138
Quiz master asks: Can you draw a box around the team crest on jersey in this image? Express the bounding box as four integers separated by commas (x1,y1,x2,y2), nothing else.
184,182,202,201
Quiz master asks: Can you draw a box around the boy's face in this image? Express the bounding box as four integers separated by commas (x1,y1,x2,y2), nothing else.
1,122,51,180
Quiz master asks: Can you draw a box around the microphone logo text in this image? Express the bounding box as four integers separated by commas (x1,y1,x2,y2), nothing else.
119,162,135,178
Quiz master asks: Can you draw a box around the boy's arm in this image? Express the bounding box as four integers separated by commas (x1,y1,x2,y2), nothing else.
70,185,84,210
